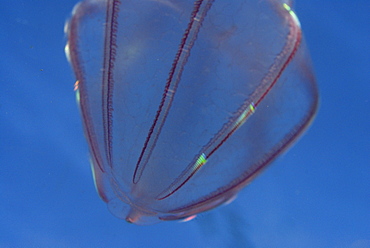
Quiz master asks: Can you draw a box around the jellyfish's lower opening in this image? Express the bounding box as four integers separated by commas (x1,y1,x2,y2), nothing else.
125,207,143,223
107,197,162,225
